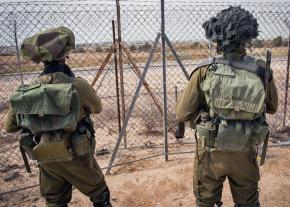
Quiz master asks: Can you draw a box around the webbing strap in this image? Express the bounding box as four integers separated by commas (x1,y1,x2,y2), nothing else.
190,55,268,84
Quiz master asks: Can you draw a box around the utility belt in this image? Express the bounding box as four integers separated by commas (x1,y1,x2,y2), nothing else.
195,112,269,152
19,116,96,164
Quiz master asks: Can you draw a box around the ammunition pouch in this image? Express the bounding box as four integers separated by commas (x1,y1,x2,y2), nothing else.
20,131,73,163
196,121,217,148
71,116,95,156
250,121,269,146
215,120,252,151
196,118,269,152
19,117,96,163
33,131,73,163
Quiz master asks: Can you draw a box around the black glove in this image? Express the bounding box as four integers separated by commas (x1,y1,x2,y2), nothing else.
175,122,185,140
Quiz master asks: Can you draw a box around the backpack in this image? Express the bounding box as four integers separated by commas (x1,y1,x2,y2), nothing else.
11,83,80,133
194,57,269,152
10,82,81,163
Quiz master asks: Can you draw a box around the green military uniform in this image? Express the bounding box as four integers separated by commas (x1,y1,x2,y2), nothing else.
176,6,278,207
4,27,111,207
176,53,278,206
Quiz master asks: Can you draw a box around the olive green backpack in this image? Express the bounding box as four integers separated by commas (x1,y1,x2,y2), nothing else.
10,83,80,163
11,83,80,133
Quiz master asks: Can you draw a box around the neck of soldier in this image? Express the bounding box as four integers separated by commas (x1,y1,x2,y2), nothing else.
40,60,75,78
224,48,247,61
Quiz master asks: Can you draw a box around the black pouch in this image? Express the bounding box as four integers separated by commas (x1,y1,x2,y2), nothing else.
19,134,36,160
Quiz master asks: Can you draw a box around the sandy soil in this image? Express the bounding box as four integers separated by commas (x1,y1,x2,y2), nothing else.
1,146,290,207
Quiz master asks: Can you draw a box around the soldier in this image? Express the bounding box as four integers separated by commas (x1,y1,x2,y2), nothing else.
4,27,112,207
176,6,278,207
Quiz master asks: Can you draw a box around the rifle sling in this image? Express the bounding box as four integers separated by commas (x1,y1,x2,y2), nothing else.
19,146,32,173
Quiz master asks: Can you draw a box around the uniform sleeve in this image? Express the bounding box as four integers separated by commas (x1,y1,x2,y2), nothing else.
176,68,207,122
74,78,102,114
266,77,278,114
4,107,20,133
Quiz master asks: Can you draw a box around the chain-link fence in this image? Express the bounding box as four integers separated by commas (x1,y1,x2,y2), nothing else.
0,0,290,204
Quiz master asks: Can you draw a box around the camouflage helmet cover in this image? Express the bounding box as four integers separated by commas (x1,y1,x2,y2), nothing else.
202,6,259,53
21,27,75,63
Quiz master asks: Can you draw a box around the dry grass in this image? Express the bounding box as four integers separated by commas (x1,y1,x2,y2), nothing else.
1,47,288,74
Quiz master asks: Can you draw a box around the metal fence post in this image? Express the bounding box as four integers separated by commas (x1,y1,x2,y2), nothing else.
161,0,169,161
163,34,189,80
116,0,127,148
105,33,161,175
283,32,290,127
13,19,24,84
112,20,122,134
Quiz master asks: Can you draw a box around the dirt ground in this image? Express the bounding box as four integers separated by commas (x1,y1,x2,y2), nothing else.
1,145,290,207
1,46,290,207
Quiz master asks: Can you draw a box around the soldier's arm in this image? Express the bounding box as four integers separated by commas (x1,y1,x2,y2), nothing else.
4,107,21,133
176,67,207,122
266,77,278,114
74,78,102,114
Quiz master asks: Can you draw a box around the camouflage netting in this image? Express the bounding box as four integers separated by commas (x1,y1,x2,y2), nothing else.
202,6,259,54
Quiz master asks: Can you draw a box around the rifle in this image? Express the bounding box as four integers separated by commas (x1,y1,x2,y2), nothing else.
19,129,34,173
19,145,31,173
260,50,272,166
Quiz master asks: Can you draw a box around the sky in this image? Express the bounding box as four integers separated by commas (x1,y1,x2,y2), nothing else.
1,0,290,2
0,0,289,46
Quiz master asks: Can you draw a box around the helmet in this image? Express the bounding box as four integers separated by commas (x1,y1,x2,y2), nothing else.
202,6,259,54
21,26,75,63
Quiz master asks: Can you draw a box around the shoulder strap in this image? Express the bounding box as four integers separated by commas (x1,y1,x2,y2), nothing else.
189,59,213,79
190,55,269,82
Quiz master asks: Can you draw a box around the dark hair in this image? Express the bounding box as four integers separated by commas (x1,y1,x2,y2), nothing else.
202,6,259,54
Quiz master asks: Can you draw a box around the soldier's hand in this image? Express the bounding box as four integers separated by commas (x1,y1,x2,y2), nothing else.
175,122,185,140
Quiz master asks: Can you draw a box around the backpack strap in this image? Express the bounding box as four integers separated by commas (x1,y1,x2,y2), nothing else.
190,55,272,85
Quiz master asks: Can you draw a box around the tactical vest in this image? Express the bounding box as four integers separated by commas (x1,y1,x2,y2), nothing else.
194,56,269,152
11,73,94,163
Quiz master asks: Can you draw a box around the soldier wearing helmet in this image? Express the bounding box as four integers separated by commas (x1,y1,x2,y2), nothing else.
4,27,111,207
176,6,278,207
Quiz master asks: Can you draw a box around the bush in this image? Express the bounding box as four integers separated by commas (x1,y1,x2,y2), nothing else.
129,44,137,52
138,42,152,51
95,45,103,52
272,36,283,47
103,47,112,53
282,39,289,47
252,39,263,48
190,42,201,49
75,46,85,53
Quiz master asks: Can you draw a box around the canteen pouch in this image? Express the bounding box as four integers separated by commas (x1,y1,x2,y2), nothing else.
32,132,73,163
215,120,252,151
196,122,218,148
